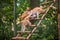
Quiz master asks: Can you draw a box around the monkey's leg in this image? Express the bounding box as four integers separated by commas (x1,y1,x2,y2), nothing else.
26,20,36,27
21,24,26,32
37,12,40,19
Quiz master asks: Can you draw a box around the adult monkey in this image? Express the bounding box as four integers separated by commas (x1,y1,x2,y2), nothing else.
20,6,46,32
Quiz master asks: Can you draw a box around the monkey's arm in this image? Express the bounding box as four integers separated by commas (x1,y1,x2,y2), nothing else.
19,11,29,20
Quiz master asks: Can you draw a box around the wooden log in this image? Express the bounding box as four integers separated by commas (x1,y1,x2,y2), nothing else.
12,37,27,40
17,31,31,34
58,13,60,40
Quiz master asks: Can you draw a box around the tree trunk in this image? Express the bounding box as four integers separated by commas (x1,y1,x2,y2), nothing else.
58,0,60,13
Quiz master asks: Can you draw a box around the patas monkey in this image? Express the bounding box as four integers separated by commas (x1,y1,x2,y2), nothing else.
20,6,46,32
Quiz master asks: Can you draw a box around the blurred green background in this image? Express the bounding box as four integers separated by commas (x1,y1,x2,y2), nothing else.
0,0,58,40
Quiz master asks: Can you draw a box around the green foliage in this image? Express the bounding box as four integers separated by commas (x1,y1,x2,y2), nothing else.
16,0,30,17
0,0,14,40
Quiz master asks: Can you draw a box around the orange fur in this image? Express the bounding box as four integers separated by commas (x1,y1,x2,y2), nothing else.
19,11,29,20
32,7,45,13
19,7,31,20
